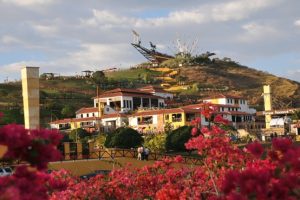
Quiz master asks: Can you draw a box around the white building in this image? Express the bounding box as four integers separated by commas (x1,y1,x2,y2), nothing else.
93,88,166,113
138,85,173,99
183,94,258,129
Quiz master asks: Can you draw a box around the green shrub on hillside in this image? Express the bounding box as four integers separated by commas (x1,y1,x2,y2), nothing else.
69,128,89,142
93,134,106,149
144,134,166,153
165,126,192,152
104,127,143,149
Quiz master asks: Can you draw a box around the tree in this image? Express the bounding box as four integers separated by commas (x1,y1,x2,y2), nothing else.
61,105,75,118
69,128,89,142
93,134,106,149
164,122,173,135
91,71,106,86
165,126,192,152
104,127,143,148
144,134,166,153
291,110,300,120
0,108,24,126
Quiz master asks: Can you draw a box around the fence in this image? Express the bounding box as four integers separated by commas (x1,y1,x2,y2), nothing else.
61,143,203,165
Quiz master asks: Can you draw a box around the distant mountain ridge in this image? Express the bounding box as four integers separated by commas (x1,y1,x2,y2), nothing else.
177,62,300,109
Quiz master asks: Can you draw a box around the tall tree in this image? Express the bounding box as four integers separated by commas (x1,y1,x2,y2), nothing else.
92,71,106,86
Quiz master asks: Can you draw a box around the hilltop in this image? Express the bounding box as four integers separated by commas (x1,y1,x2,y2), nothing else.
175,61,300,109
0,61,299,127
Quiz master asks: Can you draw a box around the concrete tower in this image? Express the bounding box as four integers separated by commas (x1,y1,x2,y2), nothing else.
21,67,40,129
263,85,272,129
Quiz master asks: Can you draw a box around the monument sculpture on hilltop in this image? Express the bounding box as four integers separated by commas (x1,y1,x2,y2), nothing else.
131,30,174,65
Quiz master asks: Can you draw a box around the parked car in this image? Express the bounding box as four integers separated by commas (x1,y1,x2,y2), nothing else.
80,170,111,179
0,167,13,176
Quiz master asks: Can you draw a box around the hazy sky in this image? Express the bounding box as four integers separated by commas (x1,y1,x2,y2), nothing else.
0,0,300,82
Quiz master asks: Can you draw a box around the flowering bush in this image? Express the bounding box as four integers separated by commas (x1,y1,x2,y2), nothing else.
0,112,67,200
0,108,299,200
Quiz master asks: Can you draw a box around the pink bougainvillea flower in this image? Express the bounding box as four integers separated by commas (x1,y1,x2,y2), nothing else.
246,141,264,158
214,114,229,125
191,127,198,136
272,138,292,153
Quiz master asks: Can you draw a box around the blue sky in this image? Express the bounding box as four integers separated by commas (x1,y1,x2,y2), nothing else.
0,0,300,82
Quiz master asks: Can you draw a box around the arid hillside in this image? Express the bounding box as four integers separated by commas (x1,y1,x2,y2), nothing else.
178,62,300,109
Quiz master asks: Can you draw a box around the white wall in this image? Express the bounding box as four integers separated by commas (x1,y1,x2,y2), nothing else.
153,115,158,124
76,112,99,118
154,92,173,99
121,96,133,112
50,124,59,129
129,117,138,126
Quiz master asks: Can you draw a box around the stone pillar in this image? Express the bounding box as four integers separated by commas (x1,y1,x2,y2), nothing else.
21,67,40,129
76,143,82,159
64,142,70,160
263,85,272,129
89,142,95,159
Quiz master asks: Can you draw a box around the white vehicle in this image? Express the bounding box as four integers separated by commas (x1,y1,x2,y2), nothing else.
0,167,13,176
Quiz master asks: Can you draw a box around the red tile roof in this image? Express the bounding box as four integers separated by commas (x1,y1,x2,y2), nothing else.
101,113,127,119
293,122,300,128
76,107,99,114
93,88,164,99
130,107,200,117
182,103,240,109
216,111,251,115
70,117,100,122
202,94,245,100
138,85,170,93
50,113,130,124
50,118,72,124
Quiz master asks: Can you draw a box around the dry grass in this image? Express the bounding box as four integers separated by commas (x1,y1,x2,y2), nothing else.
49,158,154,176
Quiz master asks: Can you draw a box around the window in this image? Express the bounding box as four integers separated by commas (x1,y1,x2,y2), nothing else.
221,107,224,111
93,113,95,117
142,98,150,107
129,101,132,108
87,114,89,117
138,116,153,125
172,113,182,122
81,114,83,118
186,113,195,122
151,98,159,107
133,97,141,109
165,114,169,121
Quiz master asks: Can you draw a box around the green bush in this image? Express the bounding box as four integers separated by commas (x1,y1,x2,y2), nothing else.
104,127,143,149
165,126,192,152
69,128,89,142
144,134,166,153
93,134,106,148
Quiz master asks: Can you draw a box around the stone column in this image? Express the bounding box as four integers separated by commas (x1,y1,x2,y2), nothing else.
21,67,40,129
89,142,95,158
263,85,272,129
76,143,82,159
64,143,70,160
